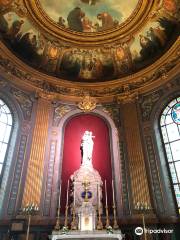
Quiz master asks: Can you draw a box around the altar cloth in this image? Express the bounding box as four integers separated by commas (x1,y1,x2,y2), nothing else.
50,230,124,240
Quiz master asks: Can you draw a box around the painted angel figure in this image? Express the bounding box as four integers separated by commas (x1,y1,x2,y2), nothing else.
81,131,95,166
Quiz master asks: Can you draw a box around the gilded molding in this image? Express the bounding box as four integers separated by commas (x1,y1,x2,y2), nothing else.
53,104,74,126
115,85,138,104
78,94,97,112
0,21,179,102
24,0,148,46
0,55,32,81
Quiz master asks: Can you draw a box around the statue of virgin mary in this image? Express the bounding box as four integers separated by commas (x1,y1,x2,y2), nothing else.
80,131,94,166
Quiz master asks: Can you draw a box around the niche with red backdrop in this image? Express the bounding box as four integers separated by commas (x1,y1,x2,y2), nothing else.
60,114,112,214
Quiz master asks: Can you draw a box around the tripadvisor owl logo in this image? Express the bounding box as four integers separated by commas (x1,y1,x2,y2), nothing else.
135,227,144,235
135,227,174,235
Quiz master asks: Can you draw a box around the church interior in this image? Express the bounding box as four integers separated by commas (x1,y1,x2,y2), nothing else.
0,0,180,239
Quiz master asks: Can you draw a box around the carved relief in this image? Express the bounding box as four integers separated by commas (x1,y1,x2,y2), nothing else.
115,85,138,104
43,141,57,216
102,104,121,129
10,88,33,120
0,0,179,103
0,55,32,80
0,78,7,88
139,90,164,121
21,120,31,134
0,0,179,83
7,135,27,215
119,141,130,215
144,136,164,214
53,105,73,126
78,94,97,112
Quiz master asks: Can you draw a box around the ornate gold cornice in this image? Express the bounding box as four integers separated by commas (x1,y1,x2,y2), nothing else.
0,38,179,102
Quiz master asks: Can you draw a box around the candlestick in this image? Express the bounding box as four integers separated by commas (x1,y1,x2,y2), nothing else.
58,182,61,216
71,206,77,230
134,202,151,240
105,180,107,207
98,183,100,207
112,180,115,205
64,180,69,228
66,180,69,206
21,203,39,240
97,184,99,207
105,180,110,228
97,183,103,230
112,180,119,229
142,213,147,240
64,205,69,228
54,181,61,230
73,182,75,207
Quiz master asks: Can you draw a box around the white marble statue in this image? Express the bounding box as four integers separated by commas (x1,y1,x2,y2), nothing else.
81,131,94,166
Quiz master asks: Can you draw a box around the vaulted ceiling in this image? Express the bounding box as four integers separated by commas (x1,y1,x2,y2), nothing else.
0,0,179,101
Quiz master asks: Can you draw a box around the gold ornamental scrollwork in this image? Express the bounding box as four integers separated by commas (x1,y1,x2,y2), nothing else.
78,94,97,112
55,105,72,118
0,0,28,17
116,85,138,104
37,90,55,101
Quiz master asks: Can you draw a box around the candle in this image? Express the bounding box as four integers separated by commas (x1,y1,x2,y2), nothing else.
66,180,69,206
105,180,107,207
112,180,115,206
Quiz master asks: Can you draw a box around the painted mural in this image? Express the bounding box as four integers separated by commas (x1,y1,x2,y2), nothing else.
0,0,179,82
40,0,139,32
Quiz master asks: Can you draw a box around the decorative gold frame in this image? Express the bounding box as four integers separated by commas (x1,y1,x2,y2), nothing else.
0,38,179,102
0,0,179,103
23,0,152,46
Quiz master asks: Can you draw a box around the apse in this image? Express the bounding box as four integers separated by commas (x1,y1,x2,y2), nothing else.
60,113,113,213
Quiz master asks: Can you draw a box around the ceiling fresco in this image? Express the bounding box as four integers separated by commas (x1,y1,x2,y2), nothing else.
0,0,179,83
40,0,139,32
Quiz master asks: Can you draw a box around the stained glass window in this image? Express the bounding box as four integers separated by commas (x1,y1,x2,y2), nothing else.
160,97,180,214
0,99,13,180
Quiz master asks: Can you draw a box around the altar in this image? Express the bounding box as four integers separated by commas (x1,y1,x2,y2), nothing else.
51,131,122,240
50,230,124,240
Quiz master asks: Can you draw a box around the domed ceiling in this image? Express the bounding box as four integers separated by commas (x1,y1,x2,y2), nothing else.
0,0,179,86
40,0,139,32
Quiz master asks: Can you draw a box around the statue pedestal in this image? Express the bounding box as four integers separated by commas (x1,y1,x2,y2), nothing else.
70,165,103,214
50,230,124,240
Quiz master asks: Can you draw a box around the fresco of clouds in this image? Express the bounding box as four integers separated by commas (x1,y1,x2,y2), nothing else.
40,0,139,25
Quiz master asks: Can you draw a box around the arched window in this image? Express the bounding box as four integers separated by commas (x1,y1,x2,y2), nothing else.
160,97,180,214
0,99,13,180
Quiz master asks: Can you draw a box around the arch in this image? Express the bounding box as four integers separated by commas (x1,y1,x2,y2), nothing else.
0,99,13,182
55,108,123,217
159,96,180,214
152,91,180,216
0,91,22,217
